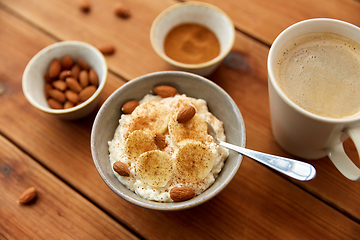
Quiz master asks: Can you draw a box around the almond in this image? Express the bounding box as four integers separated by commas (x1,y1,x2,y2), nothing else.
52,80,67,91
60,55,74,70
79,0,91,12
89,68,99,86
170,187,195,202
153,85,177,98
154,133,167,149
48,89,66,103
59,70,72,80
122,100,139,114
77,58,90,70
44,72,52,83
64,101,75,109
79,70,89,88
71,64,81,79
113,161,130,177
18,187,37,204
98,43,116,55
66,77,83,93
44,83,53,99
177,105,196,123
47,98,63,109
79,85,96,102
65,90,79,104
48,58,61,79
114,3,131,18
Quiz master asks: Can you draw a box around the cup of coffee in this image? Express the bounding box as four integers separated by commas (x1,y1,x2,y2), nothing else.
267,18,360,181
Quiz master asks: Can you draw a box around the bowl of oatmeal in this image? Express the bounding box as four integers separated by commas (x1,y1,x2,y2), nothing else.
91,71,245,210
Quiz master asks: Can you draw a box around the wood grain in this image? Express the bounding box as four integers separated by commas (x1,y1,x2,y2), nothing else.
195,0,360,45
0,134,138,239
0,0,174,80
1,0,360,239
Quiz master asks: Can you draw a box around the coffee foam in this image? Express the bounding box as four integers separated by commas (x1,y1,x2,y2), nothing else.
275,32,360,119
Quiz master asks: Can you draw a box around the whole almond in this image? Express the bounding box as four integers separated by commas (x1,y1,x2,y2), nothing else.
64,101,75,109
66,77,83,93
170,187,195,202
48,58,61,79
52,80,67,91
114,3,131,18
47,98,63,109
48,89,66,103
79,70,89,88
44,83,53,99
89,69,99,86
44,72,52,83
61,55,74,69
154,133,167,149
59,70,72,80
71,64,81,79
177,105,196,123
113,161,130,176
98,43,116,55
79,0,91,12
77,58,90,70
18,187,37,204
65,90,79,104
79,85,96,102
153,85,177,98
122,100,139,114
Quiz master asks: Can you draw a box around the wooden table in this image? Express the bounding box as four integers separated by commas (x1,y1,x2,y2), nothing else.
1,0,360,239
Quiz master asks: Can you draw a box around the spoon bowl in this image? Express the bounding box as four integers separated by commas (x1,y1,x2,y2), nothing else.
206,122,316,181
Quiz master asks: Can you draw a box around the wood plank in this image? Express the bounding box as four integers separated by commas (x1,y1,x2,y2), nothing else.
196,0,360,45
0,134,138,239
1,1,360,239
0,0,174,80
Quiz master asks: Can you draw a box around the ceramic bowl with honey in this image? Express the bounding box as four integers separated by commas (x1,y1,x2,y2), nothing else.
150,2,235,76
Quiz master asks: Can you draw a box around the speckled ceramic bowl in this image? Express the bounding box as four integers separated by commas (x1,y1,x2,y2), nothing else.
150,2,235,76
22,41,107,120
91,71,245,211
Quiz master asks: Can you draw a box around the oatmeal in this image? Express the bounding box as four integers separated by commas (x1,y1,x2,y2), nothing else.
108,90,229,202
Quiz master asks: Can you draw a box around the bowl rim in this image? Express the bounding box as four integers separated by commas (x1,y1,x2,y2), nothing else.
150,1,235,70
22,40,107,115
91,71,246,211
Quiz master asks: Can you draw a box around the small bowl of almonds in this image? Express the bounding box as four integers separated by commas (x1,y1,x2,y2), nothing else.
22,41,107,120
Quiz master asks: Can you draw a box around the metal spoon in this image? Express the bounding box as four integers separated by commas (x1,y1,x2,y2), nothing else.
206,122,316,181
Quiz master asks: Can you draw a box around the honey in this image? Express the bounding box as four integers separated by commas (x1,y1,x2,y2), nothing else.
164,23,220,64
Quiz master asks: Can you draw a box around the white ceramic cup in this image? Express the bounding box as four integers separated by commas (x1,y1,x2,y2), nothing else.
267,18,360,181
150,1,235,76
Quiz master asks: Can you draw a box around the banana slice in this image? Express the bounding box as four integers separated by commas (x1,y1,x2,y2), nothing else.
174,142,214,183
135,150,174,187
125,130,157,162
125,102,171,139
168,114,207,145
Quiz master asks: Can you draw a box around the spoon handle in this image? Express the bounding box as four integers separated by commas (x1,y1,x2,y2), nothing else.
219,141,316,181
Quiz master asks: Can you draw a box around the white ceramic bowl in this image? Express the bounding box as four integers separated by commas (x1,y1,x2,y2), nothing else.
91,71,245,211
150,2,235,76
22,41,107,120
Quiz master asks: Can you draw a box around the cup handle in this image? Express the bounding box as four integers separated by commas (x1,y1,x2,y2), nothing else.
326,127,360,181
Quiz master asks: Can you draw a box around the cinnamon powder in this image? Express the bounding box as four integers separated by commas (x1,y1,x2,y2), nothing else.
164,23,220,64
